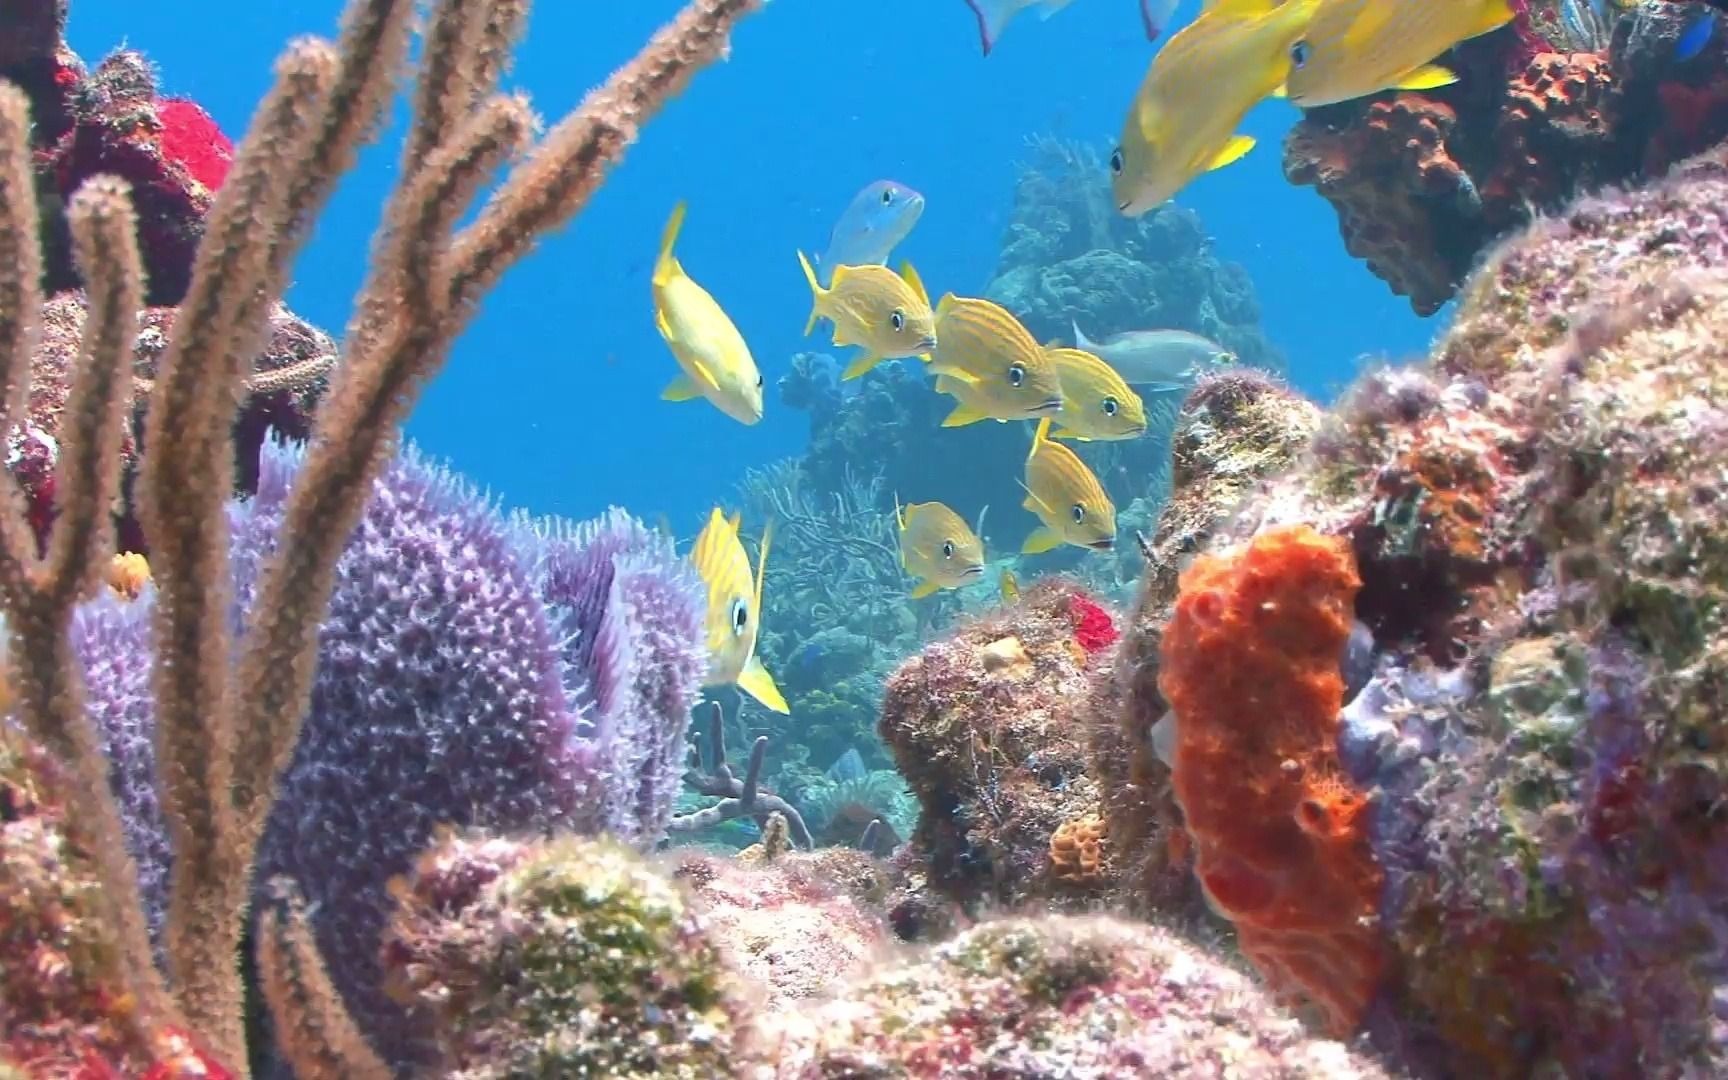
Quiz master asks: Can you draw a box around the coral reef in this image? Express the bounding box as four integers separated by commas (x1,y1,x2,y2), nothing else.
1160,525,1385,1035
19,294,336,554
879,578,1119,912
756,915,1393,1078
673,847,890,1006
78,441,705,1067
1104,142,1728,1075
1285,5,1728,313
381,832,746,1079
1088,369,1322,925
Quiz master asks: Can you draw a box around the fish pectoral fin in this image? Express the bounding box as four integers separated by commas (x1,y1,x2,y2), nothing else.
842,352,883,380
930,361,980,384
909,579,941,599
1392,64,1459,92
737,655,790,714
1269,81,1288,99
1049,427,1088,442
1022,526,1063,555
942,402,989,427
661,374,703,402
1206,134,1257,172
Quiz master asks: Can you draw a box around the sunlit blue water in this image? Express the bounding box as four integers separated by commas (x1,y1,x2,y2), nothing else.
67,0,1436,529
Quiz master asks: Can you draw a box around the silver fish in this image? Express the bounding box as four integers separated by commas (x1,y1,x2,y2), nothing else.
817,180,925,287
1071,321,1236,392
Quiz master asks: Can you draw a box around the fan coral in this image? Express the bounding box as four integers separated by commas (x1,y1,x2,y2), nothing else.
755,915,1393,1078
381,832,744,1079
78,441,706,1068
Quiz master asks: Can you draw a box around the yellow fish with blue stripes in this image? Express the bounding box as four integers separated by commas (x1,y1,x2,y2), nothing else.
652,202,766,425
689,508,788,713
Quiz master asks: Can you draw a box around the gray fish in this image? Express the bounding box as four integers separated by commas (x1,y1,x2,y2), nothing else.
1072,320,1236,392
817,180,925,287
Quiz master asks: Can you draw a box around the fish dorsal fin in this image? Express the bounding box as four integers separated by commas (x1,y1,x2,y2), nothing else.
752,518,773,626
654,201,687,286
936,292,958,320
901,261,931,308
727,510,742,536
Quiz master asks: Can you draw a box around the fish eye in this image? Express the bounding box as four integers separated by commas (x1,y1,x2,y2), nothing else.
1109,148,1124,176
1102,396,1119,416
1008,363,1026,388
1291,40,1310,68
1070,503,1086,524
891,310,905,332
942,539,955,559
730,598,749,635
882,187,896,205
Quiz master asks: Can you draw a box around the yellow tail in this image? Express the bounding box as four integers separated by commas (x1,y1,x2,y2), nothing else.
796,250,825,336
654,201,687,288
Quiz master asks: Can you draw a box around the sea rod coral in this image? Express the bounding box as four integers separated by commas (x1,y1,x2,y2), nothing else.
0,0,764,1073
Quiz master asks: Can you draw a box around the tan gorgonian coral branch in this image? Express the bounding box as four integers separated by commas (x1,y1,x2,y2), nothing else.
256,878,393,1080
0,84,171,1030
110,0,764,1070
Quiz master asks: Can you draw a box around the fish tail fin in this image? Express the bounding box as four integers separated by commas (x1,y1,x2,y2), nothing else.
964,0,1010,55
654,201,687,287
796,250,825,336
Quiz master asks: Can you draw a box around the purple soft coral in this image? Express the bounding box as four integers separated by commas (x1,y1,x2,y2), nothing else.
77,440,706,1068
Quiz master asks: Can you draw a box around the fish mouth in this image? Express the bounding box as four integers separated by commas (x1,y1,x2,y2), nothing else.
917,336,938,350
1034,397,1064,413
961,565,986,579
1087,538,1116,552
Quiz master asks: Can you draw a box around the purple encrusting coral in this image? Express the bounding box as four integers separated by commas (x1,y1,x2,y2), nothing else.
75,440,706,1068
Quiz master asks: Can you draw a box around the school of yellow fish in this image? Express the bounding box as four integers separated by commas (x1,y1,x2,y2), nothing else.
652,0,1516,708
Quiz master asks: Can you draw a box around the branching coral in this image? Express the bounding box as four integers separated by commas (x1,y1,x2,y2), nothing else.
669,701,815,850
0,0,765,1072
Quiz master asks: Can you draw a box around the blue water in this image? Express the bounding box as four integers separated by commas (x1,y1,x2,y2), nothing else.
67,0,1434,529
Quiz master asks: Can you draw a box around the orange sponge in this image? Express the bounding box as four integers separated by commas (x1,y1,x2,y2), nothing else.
1158,525,1386,1034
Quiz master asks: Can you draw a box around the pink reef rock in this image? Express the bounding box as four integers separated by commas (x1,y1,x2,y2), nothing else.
756,915,1392,1078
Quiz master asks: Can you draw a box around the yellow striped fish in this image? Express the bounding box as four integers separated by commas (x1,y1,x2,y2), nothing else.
1046,346,1148,441
1021,417,1117,554
1110,0,1322,217
1286,0,1515,109
796,254,938,380
652,202,766,425
689,508,788,713
895,497,986,598
928,295,1063,426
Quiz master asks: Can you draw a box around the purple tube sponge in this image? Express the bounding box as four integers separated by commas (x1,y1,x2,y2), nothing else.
78,440,706,1067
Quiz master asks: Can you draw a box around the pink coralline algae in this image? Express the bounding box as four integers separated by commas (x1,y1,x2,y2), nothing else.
754,915,1393,1078
76,440,707,1070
